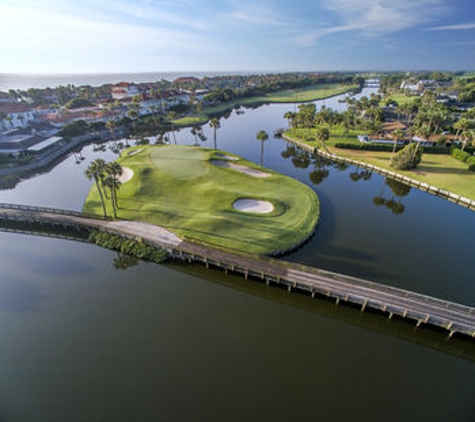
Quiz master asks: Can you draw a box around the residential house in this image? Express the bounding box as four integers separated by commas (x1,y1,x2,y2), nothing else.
111,82,140,100
0,103,36,130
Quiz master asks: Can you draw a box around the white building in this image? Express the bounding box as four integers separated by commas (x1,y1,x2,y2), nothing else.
111,82,140,100
0,103,36,130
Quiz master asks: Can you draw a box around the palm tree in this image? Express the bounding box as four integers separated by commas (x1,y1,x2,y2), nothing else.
168,111,177,144
85,159,108,217
256,130,269,166
106,119,117,142
209,117,221,149
390,129,405,159
283,111,296,130
315,127,330,151
103,174,121,218
190,126,199,145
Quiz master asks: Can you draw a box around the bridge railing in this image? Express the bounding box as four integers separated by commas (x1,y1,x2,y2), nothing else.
0,203,112,221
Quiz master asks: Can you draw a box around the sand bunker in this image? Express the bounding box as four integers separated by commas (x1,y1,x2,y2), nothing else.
127,148,143,157
118,166,133,183
233,198,274,214
211,160,271,178
214,153,239,161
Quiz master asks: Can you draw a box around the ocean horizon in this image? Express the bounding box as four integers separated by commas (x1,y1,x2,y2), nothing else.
0,70,263,91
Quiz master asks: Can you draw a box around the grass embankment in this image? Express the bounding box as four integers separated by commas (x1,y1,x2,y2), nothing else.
83,145,319,255
235,83,358,104
285,127,475,200
173,83,357,123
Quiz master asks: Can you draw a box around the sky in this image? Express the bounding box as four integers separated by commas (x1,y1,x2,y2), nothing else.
1,0,474,74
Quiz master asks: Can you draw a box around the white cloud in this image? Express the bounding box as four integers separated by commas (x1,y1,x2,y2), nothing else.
296,0,446,46
430,22,475,31
224,1,289,27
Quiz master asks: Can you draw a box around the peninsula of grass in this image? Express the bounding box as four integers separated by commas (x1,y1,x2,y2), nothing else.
172,115,209,127
83,145,319,255
198,84,357,116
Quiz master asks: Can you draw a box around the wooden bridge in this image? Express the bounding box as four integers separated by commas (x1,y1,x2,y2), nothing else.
1,203,475,340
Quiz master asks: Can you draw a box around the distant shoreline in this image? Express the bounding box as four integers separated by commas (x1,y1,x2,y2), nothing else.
0,71,251,91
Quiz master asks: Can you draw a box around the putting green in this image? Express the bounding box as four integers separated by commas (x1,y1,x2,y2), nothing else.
84,145,320,255
150,145,208,180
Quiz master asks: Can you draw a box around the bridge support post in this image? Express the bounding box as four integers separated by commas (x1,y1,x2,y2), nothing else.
361,299,368,312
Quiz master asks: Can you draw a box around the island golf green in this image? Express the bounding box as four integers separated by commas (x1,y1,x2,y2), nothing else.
83,145,320,255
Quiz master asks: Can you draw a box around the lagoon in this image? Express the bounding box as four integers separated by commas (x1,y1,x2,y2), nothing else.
0,88,474,422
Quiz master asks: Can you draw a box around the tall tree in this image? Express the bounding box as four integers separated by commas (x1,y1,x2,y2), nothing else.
256,130,269,166
209,117,221,149
390,129,405,159
85,159,108,217
106,119,117,141
168,111,177,144
315,126,330,151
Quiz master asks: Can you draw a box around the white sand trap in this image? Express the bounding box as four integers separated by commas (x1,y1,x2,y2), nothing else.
214,153,239,161
118,166,133,183
233,198,274,214
211,160,271,178
128,148,143,156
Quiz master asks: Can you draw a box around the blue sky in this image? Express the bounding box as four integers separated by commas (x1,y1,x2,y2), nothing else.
1,0,474,73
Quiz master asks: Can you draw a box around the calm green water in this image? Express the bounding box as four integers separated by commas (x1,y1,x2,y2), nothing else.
0,89,474,421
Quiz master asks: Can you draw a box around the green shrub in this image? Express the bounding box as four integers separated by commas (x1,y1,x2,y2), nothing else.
335,142,447,154
451,147,471,162
59,120,88,138
65,97,93,109
467,156,475,171
390,143,422,170
335,142,404,152
88,231,168,263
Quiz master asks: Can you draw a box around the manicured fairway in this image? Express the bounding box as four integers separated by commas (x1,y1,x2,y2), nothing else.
83,145,320,255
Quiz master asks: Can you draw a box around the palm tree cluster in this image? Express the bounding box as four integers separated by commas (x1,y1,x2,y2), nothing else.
85,159,123,218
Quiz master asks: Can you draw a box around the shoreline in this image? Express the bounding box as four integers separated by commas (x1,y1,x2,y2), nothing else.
282,133,475,211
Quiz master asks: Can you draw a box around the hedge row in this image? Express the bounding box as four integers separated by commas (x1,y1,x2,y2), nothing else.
334,142,401,152
334,142,448,154
450,147,475,171
88,230,168,263
451,147,472,162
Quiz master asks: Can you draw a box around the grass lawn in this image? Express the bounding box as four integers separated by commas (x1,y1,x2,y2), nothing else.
328,146,475,199
237,84,358,104
172,115,209,126
284,129,475,200
83,145,319,255
201,84,357,116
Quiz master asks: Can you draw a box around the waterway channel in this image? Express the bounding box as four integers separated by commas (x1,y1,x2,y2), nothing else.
0,89,474,422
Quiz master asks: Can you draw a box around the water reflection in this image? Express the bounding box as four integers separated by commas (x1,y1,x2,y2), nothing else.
349,166,373,182
373,178,411,215
281,145,337,185
113,252,139,270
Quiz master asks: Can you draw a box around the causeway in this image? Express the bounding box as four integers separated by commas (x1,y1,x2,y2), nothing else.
1,203,474,339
